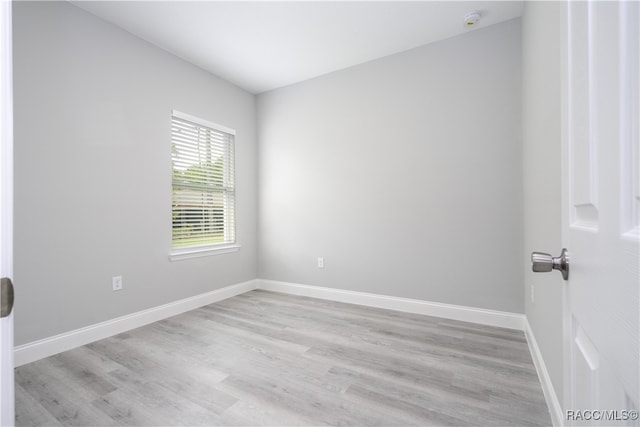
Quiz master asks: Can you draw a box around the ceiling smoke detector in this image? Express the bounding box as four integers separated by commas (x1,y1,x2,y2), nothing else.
464,10,481,28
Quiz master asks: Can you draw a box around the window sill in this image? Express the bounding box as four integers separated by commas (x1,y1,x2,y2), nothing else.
169,244,240,261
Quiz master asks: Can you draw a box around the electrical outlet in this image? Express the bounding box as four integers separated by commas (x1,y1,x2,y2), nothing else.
112,275,123,291
530,283,535,304
317,257,324,268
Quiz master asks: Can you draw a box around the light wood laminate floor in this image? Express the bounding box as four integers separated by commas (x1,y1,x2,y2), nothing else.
16,290,552,426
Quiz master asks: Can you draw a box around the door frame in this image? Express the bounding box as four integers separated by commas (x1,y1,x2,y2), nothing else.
559,1,571,421
0,0,14,424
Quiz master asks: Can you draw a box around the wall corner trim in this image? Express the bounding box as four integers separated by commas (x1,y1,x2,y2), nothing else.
257,279,525,330
524,318,564,427
13,279,259,367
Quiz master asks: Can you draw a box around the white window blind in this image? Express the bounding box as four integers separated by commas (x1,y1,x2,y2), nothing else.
171,111,235,253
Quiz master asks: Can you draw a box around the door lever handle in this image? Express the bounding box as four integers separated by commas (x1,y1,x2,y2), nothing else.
531,248,569,280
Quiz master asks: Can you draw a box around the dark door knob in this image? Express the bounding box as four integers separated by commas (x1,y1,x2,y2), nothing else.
1,277,14,318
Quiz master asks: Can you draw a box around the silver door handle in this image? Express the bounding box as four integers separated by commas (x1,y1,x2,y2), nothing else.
531,248,569,280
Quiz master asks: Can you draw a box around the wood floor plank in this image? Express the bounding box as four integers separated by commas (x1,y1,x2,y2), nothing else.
15,363,119,426
15,290,552,426
14,383,63,427
217,399,317,426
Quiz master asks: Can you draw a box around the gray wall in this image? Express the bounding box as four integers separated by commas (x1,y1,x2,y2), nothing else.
257,19,524,313
13,2,257,345
522,2,564,405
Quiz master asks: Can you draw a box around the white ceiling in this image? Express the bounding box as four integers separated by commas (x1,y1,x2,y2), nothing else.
71,1,523,94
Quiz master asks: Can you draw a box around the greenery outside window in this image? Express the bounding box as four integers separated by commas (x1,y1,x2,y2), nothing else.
171,110,237,259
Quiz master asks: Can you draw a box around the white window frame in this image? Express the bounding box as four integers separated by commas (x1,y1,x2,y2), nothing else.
169,110,239,261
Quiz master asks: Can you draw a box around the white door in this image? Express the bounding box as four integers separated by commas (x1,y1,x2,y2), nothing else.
562,1,639,425
0,0,14,425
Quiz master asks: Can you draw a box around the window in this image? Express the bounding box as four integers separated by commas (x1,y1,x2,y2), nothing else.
170,110,237,259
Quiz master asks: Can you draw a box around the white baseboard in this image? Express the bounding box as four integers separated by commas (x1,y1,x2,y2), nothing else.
524,318,564,427
16,276,563,427
14,279,259,367
13,278,523,367
257,279,525,331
